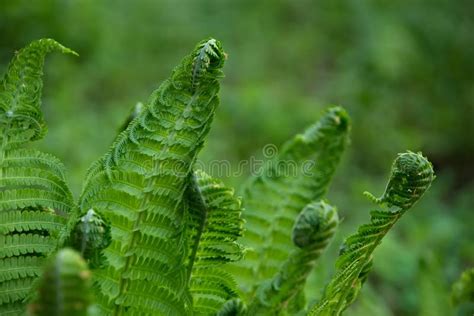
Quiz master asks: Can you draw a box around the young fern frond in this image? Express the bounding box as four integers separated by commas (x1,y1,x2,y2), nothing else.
248,201,339,315
309,151,435,316
0,39,76,312
185,170,244,315
28,248,92,316
79,38,226,315
230,107,350,297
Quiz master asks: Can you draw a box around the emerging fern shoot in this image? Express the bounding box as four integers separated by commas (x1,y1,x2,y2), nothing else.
309,151,435,315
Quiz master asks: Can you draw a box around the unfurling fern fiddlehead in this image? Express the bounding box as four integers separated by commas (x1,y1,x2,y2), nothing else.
309,151,435,316
185,170,244,315
248,201,339,315
229,107,350,298
79,38,226,315
0,39,76,314
28,248,92,316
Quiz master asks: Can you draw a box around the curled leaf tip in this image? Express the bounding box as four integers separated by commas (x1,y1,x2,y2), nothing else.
368,151,435,209
292,201,339,248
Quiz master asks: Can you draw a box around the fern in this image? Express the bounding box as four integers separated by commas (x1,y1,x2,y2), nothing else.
230,106,350,297
79,38,226,315
248,201,339,315
0,37,444,315
28,248,92,316
0,39,76,312
309,151,435,315
185,170,244,315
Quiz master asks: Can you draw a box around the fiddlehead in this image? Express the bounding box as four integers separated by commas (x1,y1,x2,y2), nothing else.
309,151,435,316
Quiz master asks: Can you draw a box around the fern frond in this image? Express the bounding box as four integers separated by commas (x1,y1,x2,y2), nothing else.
309,151,435,315
248,201,338,315
231,107,350,296
0,39,76,311
80,38,226,314
28,248,92,316
185,170,244,315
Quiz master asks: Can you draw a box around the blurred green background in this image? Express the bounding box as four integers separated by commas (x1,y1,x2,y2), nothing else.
1,0,473,314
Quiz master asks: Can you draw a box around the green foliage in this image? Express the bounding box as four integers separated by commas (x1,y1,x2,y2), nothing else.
185,170,244,315
0,37,443,316
231,107,350,298
29,248,92,316
309,152,435,315
248,201,339,315
451,267,474,306
79,38,226,315
0,39,76,313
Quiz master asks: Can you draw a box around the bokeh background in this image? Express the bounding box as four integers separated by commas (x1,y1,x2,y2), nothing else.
1,0,473,315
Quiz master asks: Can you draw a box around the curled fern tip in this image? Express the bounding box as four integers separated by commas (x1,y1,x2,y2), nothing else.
366,151,435,210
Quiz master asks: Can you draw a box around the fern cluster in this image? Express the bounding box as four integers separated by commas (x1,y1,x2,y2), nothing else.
0,38,438,316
